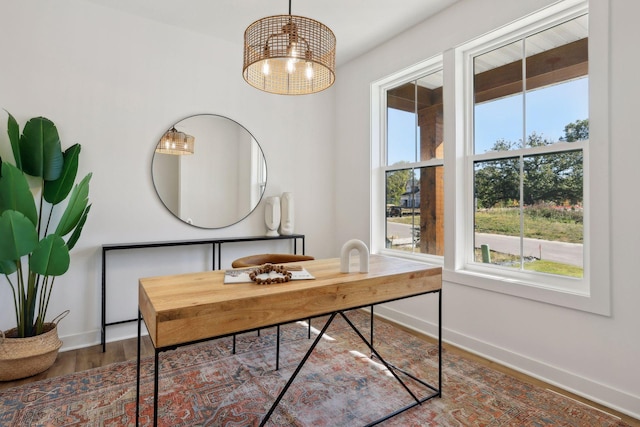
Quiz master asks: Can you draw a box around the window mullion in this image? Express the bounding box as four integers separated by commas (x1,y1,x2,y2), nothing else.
520,37,526,271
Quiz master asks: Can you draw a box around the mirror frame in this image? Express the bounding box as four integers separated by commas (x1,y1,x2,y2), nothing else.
151,114,267,229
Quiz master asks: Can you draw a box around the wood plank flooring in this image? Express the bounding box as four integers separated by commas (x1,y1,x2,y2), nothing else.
1,320,638,426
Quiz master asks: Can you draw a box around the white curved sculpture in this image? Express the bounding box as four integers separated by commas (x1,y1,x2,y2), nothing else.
280,192,294,235
264,196,281,236
340,239,370,273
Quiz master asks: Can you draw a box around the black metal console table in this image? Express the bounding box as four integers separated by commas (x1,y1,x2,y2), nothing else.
101,234,305,351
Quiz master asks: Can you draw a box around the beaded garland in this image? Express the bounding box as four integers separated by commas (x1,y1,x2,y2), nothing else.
249,263,292,285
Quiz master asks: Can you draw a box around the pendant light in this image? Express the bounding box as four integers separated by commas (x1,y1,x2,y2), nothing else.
243,0,336,95
155,127,195,155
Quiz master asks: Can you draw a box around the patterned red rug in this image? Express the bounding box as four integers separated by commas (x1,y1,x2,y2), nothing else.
0,310,630,426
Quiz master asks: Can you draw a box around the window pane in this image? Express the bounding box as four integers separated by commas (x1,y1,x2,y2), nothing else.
474,94,524,154
386,166,443,255
523,152,583,277
473,152,584,278
386,168,418,250
474,40,524,154
525,15,588,143
474,157,521,265
387,106,417,165
417,70,444,161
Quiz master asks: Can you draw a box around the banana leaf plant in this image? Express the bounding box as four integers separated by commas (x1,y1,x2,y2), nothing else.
0,113,91,338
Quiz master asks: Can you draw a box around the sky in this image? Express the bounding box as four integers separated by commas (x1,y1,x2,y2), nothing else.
387,77,588,164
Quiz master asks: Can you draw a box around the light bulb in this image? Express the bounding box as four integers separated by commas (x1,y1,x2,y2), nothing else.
305,62,314,80
287,58,296,74
261,60,270,75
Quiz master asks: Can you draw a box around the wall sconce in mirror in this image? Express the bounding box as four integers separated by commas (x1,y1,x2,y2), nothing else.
156,127,195,155
152,114,267,229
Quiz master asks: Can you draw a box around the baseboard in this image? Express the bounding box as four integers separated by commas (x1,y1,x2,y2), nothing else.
59,322,147,352
59,330,101,351
372,304,640,421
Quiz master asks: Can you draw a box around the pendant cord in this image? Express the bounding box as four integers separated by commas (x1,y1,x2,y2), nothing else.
289,0,292,15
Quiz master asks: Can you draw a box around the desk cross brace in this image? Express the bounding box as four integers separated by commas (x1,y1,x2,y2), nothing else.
260,305,441,427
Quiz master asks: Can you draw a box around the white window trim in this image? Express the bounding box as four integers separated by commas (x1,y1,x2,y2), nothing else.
445,0,611,315
372,0,610,315
371,55,445,265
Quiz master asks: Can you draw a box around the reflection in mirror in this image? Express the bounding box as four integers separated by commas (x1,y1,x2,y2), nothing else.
151,114,267,229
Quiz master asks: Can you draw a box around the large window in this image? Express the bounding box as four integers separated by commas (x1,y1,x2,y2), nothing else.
373,0,610,314
471,14,588,280
385,69,444,257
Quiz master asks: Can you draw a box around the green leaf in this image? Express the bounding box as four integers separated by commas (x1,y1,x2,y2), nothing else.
0,210,38,262
30,234,70,276
19,117,63,180
0,161,38,225
54,172,91,237
66,204,91,251
0,259,17,275
44,144,81,204
6,112,21,170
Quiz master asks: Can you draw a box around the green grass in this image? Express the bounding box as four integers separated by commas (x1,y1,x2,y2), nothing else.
388,207,584,277
475,208,583,244
473,249,583,278
523,259,583,278
389,207,582,243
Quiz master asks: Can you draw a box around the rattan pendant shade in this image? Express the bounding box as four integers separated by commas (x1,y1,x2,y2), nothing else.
243,9,336,95
155,127,195,155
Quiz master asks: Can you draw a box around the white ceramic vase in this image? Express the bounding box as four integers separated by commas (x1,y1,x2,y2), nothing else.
280,192,294,235
265,196,281,236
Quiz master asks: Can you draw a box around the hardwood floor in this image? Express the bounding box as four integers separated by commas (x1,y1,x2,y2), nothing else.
0,335,154,391
1,322,638,426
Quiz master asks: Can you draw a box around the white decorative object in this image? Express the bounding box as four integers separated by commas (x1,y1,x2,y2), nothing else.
264,196,281,236
340,239,370,273
280,192,294,235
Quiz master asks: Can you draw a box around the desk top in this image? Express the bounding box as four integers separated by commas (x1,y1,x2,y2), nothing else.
139,255,442,348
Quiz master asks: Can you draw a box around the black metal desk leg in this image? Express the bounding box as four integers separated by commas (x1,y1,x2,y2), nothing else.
438,289,442,396
136,311,141,427
153,349,159,427
370,305,374,357
276,325,281,371
101,248,107,352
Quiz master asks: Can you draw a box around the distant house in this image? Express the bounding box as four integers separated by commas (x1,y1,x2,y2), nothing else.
400,185,420,208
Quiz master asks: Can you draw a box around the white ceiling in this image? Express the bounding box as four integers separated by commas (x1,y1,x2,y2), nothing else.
83,0,461,65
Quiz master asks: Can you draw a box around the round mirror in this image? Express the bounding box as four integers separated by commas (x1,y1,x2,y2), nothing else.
151,114,267,229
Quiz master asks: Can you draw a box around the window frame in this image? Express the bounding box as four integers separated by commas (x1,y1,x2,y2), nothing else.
372,55,445,264
371,0,610,315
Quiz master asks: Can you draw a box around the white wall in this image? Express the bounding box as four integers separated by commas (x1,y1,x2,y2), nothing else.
336,0,640,418
2,0,638,420
0,1,335,346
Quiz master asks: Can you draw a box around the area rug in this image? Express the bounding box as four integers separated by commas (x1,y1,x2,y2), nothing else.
0,310,630,426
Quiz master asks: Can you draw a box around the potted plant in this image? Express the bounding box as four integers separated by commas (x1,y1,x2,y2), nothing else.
0,112,91,381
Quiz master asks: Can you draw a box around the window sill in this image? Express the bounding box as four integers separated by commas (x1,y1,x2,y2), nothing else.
443,267,610,316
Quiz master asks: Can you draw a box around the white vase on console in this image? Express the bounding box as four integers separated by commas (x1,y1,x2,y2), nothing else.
280,192,294,235
265,196,281,236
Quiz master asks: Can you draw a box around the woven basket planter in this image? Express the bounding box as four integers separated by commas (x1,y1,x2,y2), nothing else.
0,323,63,381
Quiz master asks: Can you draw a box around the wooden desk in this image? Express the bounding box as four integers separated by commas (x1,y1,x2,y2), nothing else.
136,255,442,426
101,233,305,351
